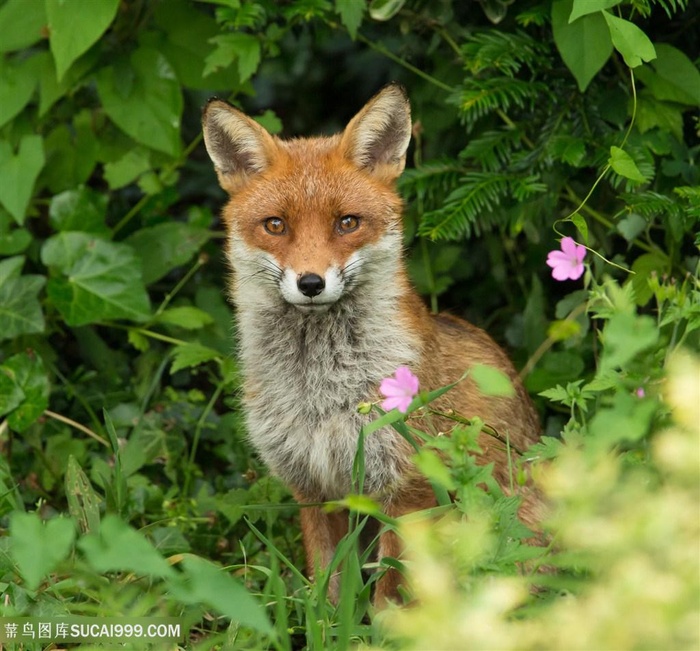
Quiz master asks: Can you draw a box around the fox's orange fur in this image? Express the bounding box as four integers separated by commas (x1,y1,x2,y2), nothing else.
202,84,541,606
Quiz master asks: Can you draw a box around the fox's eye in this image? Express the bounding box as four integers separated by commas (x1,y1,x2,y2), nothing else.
263,217,286,235
338,215,361,234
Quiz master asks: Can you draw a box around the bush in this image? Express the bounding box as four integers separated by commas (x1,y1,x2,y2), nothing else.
0,0,697,648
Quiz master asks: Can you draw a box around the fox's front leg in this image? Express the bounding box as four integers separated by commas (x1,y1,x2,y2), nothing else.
375,480,438,607
298,501,349,603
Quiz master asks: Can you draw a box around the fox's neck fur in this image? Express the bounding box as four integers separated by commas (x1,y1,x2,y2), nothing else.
232,234,423,501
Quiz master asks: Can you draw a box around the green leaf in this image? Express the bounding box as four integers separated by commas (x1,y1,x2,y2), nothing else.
78,514,175,579
635,43,700,106
570,213,589,243
337,0,365,38
96,47,183,156
0,208,32,255
46,0,120,80
471,363,515,397
126,222,210,284
568,0,620,22
155,307,214,330
103,147,152,189
588,390,657,446
599,312,658,373
602,11,656,69
369,0,405,20
0,58,37,129
42,112,99,193
552,0,613,92
628,252,667,306
41,233,151,326
414,449,456,491
0,136,45,224
616,213,647,243
609,146,647,183
1,351,50,432
169,555,272,634
0,0,47,53
0,257,45,342
204,33,261,82
65,456,101,535
0,368,24,418
9,512,76,590
49,187,109,235
170,343,221,374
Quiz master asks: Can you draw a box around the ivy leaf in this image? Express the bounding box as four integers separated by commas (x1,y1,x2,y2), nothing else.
1,351,50,432
47,0,120,80
49,187,109,235
41,233,151,326
0,136,45,224
126,222,210,284
0,256,45,342
552,0,613,92
0,57,37,129
609,146,647,183
336,0,365,39
602,11,656,69
10,512,76,591
96,47,183,156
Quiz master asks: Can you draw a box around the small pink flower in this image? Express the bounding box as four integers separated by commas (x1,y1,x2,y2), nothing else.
379,366,420,413
635,387,645,398
546,237,587,281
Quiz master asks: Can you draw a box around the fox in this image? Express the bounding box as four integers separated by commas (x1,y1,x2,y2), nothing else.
202,84,542,606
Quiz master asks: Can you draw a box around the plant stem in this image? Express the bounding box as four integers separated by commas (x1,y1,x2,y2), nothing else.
356,32,455,93
154,255,206,317
183,383,223,498
44,409,109,447
430,409,525,456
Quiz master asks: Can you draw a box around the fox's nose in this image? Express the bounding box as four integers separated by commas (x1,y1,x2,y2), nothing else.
297,273,325,298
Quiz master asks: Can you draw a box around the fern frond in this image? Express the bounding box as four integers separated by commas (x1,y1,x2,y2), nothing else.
461,30,547,77
673,186,700,219
399,160,465,208
460,128,523,171
417,172,546,240
459,78,548,126
630,0,688,18
619,191,683,219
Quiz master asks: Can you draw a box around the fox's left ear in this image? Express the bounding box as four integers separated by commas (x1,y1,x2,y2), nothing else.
340,83,412,183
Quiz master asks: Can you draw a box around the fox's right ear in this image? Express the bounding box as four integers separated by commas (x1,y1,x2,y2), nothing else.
202,99,277,194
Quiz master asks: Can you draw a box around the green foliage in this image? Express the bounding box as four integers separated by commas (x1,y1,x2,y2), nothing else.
0,0,698,648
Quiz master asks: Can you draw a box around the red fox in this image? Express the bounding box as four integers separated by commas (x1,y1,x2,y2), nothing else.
202,84,541,606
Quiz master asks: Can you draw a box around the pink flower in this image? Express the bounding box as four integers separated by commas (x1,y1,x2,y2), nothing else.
546,237,587,281
635,387,645,398
379,366,420,413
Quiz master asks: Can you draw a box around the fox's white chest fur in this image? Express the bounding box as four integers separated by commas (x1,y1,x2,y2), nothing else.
235,276,420,501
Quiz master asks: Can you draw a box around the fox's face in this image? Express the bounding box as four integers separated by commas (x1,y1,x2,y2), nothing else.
202,85,412,312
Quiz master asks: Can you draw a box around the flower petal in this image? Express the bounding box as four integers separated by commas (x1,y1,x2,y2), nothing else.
379,378,404,397
560,237,578,257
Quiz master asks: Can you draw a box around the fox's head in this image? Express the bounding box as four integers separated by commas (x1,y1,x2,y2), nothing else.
202,84,412,313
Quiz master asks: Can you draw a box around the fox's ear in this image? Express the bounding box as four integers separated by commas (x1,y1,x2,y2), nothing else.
202,99,277,194
340,83,412,182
